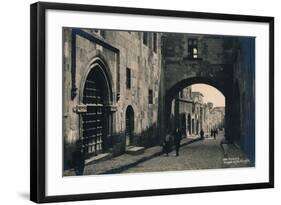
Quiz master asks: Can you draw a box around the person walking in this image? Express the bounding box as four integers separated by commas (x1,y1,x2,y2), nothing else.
200,128,205,140
163,130,172,156
174,128,182,156
214,128,217,140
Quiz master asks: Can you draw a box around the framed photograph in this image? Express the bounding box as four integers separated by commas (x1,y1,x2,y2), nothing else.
30,1,274,203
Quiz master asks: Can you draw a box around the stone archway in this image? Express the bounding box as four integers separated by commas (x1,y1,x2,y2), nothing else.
80,60,114,158
166,77,228,101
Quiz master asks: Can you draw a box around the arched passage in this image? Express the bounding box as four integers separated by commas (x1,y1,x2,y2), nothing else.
125,105,134,146
166,77,228,101
80,60,113,158
165,77,228,139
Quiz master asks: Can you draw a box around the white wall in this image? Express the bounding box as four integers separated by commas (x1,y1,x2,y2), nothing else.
0,0,279,204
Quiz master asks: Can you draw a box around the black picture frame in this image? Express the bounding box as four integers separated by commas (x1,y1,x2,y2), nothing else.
30,1,274,203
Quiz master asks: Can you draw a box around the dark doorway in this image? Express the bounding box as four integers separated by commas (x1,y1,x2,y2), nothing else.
181,114,187,136
125,106,134,146
81,66,109,158
196,120,199,134
188,114,191,135
192,119,195,134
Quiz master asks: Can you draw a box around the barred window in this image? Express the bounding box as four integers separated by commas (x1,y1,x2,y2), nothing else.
148,89,153,104
188,38,198,59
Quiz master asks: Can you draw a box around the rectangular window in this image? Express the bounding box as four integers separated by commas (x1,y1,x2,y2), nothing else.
126,68,131,89
148,89,153,104
143,32,148,45
153,33,157,52
188,38,198,59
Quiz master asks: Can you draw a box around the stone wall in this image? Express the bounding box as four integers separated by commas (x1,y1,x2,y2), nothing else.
163,34,235,94
232,37,255,163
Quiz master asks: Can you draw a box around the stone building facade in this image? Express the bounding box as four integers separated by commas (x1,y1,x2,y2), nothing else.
202,102,214,133
170,87,193,136
172,87,225,138
174,90,205,137
63,28,163,168
209,107,225,130
191,92,204,135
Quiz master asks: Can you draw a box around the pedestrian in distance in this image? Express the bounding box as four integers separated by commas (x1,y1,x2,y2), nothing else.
211,128,214,137
72,139,85,176
200,128,204,140
214,128,217,140
163,130,172,156
174,128,182,156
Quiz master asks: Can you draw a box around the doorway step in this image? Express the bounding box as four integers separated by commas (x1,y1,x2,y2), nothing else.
126,146,145,155
85,153,111,165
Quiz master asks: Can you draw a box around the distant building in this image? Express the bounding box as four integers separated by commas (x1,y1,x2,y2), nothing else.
204,106,225,135
171,87,225,138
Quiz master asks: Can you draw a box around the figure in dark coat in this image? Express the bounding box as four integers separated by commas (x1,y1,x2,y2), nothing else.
163,131,173,156
174,128,182,156
200,129,204,140
214,128,218,140
72,139,85,176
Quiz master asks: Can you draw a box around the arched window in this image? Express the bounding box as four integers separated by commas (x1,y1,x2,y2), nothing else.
125,106,134,146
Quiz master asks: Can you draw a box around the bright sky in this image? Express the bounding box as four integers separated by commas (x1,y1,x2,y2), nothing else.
191,84,225,107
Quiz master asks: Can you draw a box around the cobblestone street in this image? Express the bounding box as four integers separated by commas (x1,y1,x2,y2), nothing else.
64,130,252,176
122,131,251,174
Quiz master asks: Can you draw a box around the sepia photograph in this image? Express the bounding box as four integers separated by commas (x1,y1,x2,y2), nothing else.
62,28,255,176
